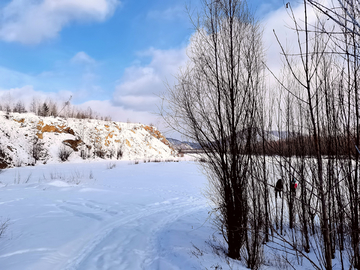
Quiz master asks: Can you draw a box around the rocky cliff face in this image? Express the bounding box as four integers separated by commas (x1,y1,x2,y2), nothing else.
0,111,175,168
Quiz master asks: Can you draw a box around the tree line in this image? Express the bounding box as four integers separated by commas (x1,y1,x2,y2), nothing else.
0,95,112,121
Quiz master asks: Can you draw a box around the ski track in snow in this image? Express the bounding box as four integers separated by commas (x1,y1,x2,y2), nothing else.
29,197,206,270
0,248,55,258
0,161,210,270
64,200,205,270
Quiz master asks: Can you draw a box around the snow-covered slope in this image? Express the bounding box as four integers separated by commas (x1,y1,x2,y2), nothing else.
0,111,176,168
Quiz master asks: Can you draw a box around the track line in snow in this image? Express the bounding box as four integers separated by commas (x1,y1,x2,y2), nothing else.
0,248,55,258
37,197,206,270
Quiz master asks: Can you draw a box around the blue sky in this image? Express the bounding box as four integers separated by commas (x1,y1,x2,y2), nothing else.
0,0,294,134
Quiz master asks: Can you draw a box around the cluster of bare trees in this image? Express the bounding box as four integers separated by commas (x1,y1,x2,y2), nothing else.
269,1,360,269
0,96,111,121
162,0,360,269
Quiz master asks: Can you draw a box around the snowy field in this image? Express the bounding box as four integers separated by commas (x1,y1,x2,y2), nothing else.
0,160,250,270
1,159,348,270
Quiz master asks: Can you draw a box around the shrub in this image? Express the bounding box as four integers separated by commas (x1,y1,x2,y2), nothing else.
106,162,116,169
95,149,106,159
116,147,123,160
58,145,73,162
0,219,9,238
14,159,22,167
0,146,5,159
80,149,87,160
108,149,115,159
31,139,44,162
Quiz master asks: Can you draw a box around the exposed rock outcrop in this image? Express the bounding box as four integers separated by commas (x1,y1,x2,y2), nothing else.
0,111,176,168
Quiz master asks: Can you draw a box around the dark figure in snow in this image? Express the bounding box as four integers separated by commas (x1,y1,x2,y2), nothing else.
291,179,298,194
275,179,283,199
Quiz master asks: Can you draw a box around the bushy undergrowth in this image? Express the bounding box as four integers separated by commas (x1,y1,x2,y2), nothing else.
40,170,94,185
116,147,123,160
13,172,32,184
0,219,9,239
58,146,73,162
106,162,116,169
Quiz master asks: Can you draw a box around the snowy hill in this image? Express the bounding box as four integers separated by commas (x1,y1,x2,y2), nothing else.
0,111,176,168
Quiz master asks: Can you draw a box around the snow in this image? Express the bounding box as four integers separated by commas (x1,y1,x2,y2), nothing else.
0,157,349,269
0,160,247,270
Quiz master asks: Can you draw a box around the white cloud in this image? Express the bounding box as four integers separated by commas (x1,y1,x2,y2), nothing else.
0,45,188,134
71,51,96,65
0,52,102,103
78,99,163,126
0,65,35,88
0,85,164,128
262,1,326,74
0,85,73,107
147,6,185,21
113,2,320,116
115,95,159,111
0,0,120,44
113,47,188,112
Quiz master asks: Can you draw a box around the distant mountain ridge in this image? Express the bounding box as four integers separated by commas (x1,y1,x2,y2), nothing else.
167,130,283,151
166,138,202,150
0,111,176,168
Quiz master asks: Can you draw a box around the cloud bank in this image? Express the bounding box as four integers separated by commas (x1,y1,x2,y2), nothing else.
0,0,120,44
113,47,188,112
71,51,96,65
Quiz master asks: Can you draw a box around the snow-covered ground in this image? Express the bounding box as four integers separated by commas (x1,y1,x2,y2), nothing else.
0,159,250,270
0,157,349,270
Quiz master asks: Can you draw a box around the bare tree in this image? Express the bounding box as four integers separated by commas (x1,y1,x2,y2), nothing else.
161,0,265,261
13,101,26,113
29,97,39,114
272,2,341,269
31,137,45,163
307,0,360,37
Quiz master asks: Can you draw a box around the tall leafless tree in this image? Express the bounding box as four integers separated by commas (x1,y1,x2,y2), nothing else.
161,0,265,261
